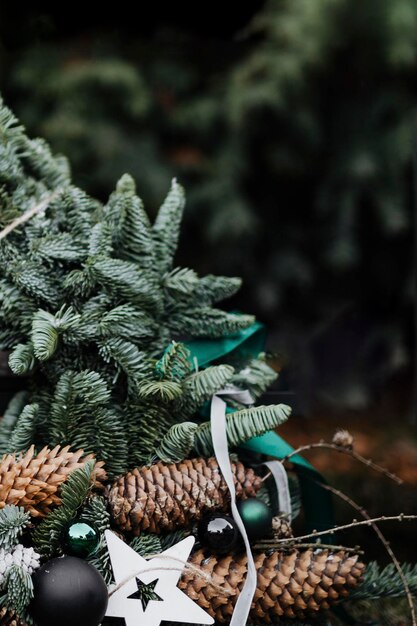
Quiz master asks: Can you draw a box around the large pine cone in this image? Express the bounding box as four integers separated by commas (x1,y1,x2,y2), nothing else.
0,445,106,517
179,548,365,623
0,607,26,626
108,457,262,534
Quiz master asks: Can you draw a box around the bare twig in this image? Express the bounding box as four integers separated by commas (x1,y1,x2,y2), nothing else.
253,540,364,554
0,190,61,241
273,514,417,543
308,479,417,626
261,440,402,485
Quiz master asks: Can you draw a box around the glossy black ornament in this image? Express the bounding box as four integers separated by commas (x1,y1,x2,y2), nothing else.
198,514,239,554
237,498,273,540
30,556,108,626
63,519,100,558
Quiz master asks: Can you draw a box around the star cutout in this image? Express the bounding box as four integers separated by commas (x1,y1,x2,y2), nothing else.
127,578,163,611
105,530,214,626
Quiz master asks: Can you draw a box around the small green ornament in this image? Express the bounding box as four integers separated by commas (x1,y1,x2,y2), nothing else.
63,520,100,558
237,498,273,540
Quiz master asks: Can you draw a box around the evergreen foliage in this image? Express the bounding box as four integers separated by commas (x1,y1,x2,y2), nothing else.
1,0,414,405
33,460,96,558
349,561,417,601
0,99,288,476
0,506,30,552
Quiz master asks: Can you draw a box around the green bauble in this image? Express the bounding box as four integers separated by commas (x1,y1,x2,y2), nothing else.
237,498,273,540
63,520,100,558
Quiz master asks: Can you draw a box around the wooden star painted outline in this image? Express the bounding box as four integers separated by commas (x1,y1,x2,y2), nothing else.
105,530,214,626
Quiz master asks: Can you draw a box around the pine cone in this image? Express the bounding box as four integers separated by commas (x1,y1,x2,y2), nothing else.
179,548,365,623
0,607,26,626
108,457,261,534
271,516,293,539
0,445,106,518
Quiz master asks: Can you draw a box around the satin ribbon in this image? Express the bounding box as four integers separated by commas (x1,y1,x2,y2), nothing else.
263,460,292,521
210,389,257,626
185,319,335,539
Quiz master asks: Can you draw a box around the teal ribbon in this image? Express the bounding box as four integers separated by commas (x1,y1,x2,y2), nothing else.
185,319,266,367
185,320,335,537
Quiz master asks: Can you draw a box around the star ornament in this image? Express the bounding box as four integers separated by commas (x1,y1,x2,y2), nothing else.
105,530,214,626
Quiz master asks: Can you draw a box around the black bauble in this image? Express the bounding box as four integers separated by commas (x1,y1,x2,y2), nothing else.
198,514,239,554
30,556,108,626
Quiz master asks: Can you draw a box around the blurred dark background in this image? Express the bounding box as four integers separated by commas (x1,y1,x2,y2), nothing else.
0,2,415,418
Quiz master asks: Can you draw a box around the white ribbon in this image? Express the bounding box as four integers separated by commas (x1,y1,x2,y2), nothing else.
263,460,292,522
210,388,257,626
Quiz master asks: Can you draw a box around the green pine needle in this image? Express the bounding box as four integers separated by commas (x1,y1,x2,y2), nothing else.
33,460,96,559
194,403,291,456
0,506,31,551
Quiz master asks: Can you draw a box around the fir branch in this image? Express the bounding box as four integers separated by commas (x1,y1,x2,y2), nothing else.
1,565,33,616
231,356,279,400
136,380,183,403
104,173,154,267
81,495,111,534
152,178,186,273
49,369,111,444
6,403,38,454
0,506,30,551
180,364,235,416
31,305,80,361
350,562,417,601
8,343,36,375
130,534,162,557
164,267,199,295
99,338,152,381
33,460,96,559
91,257,160,309
194,275,242,305
193,403,291,456
154,422,199,462
170,307,255,338
98,304,157,342
154,341,192,382
0,190,61,241
0,391,29,455
31,232,86,262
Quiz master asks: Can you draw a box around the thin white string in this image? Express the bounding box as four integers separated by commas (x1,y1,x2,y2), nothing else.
108,554,230,598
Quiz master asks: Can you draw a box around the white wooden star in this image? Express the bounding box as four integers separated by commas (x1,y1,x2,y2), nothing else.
105,530,214,626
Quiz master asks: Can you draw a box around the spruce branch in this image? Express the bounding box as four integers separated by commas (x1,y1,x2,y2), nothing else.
0,190,61,241
152,178,186,274
350,562,417,601
33,459,96,559
155,341,193,382
0,506,30,551
6,404,38,455
8,343,36,375
193,403,291,456
1,565,33,616
154,422,199,462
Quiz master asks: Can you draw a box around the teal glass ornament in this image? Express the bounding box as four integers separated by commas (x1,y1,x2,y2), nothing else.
237,498,273,540
63,520,100,558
